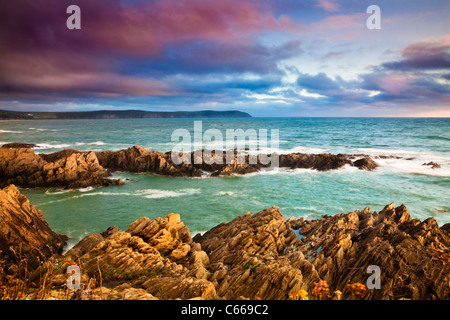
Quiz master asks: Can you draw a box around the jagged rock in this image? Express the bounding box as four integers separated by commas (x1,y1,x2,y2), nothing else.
292,203,450,300
96,146,380,177
93,283,159,300
193,207,320,299
0,185,67,271
141,277,217,299
1,184,448,300
0,147,124,189
63,213,217,299
65,233,105,258
96,145,202,177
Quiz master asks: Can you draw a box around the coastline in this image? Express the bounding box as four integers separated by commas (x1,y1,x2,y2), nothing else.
0,184,448,300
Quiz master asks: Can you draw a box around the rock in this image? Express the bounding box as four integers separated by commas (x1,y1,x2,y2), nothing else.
60,212,216,299
96,146,380,177
1,145,381,185
422,161,441,169
279,153,352,171
65,233,105,258
96,145,202,177
0,147,124,189
2,143,39,149
292,203,450,300
0,185,67,272
141,277,217,300
352,157,379,171
441,223,450,233
2,186,448,300
194,207,319,299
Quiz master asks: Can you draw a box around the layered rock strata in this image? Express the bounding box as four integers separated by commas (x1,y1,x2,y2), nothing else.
0,147,124,189
0,185,67,271
1,184,448,299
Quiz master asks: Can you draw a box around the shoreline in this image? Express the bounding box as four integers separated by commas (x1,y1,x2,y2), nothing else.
0,184,448,300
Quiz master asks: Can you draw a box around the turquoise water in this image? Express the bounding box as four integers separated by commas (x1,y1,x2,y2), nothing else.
1,118,449,249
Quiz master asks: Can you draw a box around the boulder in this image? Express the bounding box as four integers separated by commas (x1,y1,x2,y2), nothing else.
352,157,379,170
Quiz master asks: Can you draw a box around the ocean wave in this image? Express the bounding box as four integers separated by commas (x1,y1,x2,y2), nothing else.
282,206,322,213
48,188,202,200
74,141,107,146
45,188,72,195
356,147,450,160
216,191,236,196
355,147,450,177
88,141,107,146
36,128,59,132
78,186,95,192
375,158,450,177
34,143,72,150
138,188,201,199
0,129,24,133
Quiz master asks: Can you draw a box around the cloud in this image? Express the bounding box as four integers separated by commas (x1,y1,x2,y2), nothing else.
382,38,450,71
296,72,342,91
321,51,343,60
0,0,301,103
316,0,340,12
0,0,448,116
147,40,302,75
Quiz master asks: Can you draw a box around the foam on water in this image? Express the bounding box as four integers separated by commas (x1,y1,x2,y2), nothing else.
0,129,24,133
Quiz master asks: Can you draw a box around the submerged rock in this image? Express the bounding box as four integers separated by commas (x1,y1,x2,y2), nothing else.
422,161,441,169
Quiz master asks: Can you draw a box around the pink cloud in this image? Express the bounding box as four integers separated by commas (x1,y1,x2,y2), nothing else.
402,37,450,58
0,0,301,99
65,0,300,56
375,74,413,95
316,0,340,12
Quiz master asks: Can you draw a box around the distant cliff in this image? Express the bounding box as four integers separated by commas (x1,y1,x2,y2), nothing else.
0,109,252,120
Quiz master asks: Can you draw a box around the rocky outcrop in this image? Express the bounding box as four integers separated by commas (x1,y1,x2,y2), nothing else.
96,146,378,177
2,143,39,149
62,213,218,300
0,147,124,189
5,143,449,183
291,203,450,300
193,206,320,299
62,203,449,300
96,145,201,177
0,185,67,271
1,186,449,300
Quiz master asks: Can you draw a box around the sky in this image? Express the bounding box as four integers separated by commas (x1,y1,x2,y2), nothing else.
0,0,449,117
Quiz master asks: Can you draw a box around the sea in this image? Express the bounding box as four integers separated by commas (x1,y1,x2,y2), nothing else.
1,117,449,250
